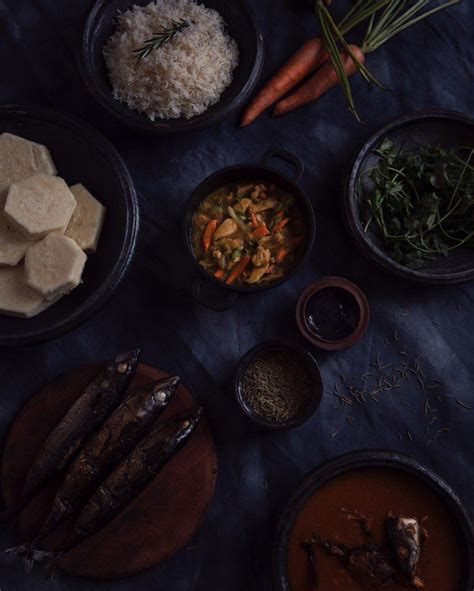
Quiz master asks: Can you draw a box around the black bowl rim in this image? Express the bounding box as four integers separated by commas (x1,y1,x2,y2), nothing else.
343,109,474,285
233,340,324,431
0,104,139,347
79,0,265,135
183,162,316,295
272,448,474,591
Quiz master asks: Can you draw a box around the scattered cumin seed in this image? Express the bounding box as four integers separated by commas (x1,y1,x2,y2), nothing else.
424,399,430,416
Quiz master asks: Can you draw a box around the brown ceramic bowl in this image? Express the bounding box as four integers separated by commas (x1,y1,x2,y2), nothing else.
296,277,369,351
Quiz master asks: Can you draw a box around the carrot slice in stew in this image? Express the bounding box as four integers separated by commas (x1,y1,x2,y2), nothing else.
273,218,290,233
214,269,226,279
252,224,271,239
226,255,251,285
276,248,288,263
203,219,218,253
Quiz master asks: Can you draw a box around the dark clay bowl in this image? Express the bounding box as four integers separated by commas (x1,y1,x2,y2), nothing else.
79,0,264,135
233,341,323,431
296,276,370,351
343,110,474,285
0,105,139,347
273,449,474,591
183,149,316,311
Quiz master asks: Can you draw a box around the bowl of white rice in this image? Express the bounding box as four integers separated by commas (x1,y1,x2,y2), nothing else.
79,0,264,134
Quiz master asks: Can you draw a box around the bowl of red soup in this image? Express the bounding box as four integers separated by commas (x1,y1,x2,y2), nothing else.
273,450,474,591
184,149,315,310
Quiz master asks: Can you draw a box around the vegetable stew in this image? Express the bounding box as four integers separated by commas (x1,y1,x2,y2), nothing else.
191,181,307,286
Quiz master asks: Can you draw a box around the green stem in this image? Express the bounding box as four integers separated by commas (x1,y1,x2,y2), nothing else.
320,2,386,89
428,149,474,229
339,0,392,35
363,0,461,53
317,2,360,119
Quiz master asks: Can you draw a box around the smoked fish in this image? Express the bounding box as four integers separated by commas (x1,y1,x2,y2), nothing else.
21,349,140,503
31,376,179,545
10,407,202,570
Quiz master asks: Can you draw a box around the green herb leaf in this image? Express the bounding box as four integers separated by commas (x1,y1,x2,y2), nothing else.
359,141,474,267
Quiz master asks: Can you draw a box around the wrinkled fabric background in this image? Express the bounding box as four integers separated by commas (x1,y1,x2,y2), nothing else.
0,0,473,589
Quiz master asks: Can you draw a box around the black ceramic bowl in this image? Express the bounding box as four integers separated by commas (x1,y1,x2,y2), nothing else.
234,341,323,431
79,0,264,134
343,110,474,285
183,149,316,311
273,449,474,591
0,105,139,347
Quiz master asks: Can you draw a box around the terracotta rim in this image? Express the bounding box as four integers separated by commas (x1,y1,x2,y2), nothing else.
296,276,369,351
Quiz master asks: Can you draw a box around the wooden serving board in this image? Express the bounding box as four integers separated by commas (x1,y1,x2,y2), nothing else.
1,363,218,579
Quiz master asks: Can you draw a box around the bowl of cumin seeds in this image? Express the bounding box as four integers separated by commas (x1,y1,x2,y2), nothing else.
234,341,323,430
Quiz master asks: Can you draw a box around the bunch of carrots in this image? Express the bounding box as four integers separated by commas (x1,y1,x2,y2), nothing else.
241,0,461,126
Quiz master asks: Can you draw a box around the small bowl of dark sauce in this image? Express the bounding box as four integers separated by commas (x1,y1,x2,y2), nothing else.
234,341,323,430
296,277,369,351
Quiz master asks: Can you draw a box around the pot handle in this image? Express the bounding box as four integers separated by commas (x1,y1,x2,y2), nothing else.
192,277,238,312
260,149,304,184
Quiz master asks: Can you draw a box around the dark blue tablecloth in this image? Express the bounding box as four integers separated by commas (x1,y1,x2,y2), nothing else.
1,1,473,589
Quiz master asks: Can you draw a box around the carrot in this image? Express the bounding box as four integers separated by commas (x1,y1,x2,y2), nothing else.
276,248,288,263
273,45,365,118
203,219,218,253
226,255,251,285
273,217,290,233
214,269,225,279
240,38,327,127
252,224,270,239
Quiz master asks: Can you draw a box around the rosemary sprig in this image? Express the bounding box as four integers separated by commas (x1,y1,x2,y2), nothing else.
132,19,189,62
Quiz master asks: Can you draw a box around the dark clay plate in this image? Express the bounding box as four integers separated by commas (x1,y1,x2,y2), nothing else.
343,110,474,285
0,105,139,347
272,450,474,591
79,0,264,134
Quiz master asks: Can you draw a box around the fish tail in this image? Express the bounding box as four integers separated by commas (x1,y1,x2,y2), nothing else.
5,543,62,572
